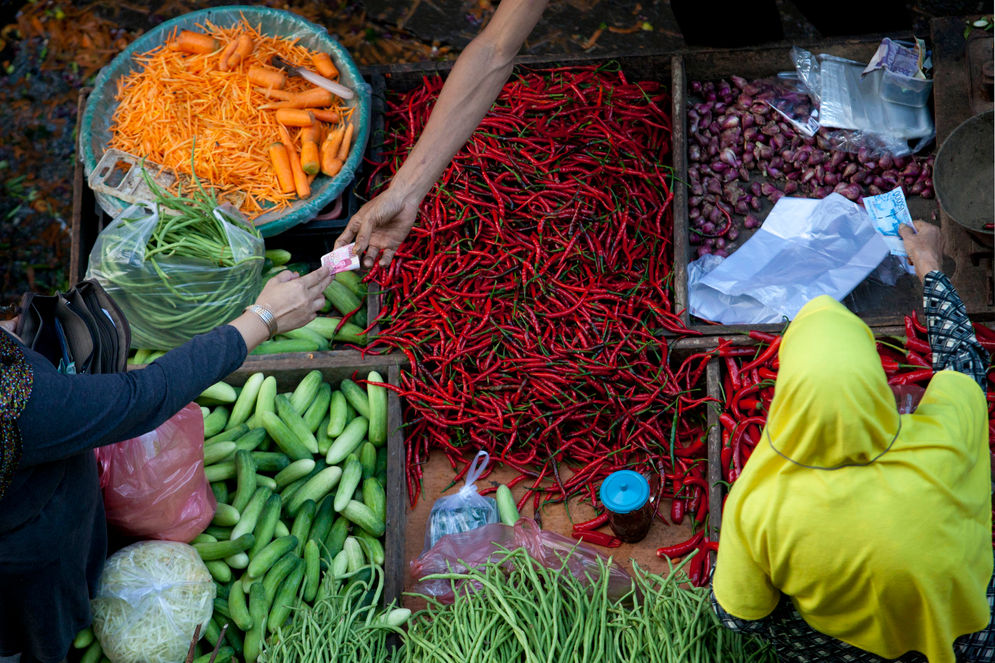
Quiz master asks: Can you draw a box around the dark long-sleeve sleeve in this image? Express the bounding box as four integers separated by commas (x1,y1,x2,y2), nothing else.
922,271,989,389
16,324,247,467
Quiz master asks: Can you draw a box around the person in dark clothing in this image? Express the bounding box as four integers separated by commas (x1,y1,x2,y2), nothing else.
0,265,333,663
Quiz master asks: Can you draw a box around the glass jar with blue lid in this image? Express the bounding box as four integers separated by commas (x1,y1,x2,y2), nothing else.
599,470,653,543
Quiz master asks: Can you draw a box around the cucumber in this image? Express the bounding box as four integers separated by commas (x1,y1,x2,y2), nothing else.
229,372,264,430
80,640,103,663
341,500,385,537
193,533,254,561
327,390,348,437
325,416,369,465
228,578,253,631
73,627,95,649
308,494,337,546
204,461,236,483
250,451,291,473
201,406,210,419
243,582,267,663
282,326,330,351
251,338,320,355
287,466,343,517
255,474,277,491
290,370,324,414
334,455,363,513
362,477,386,524
356,532,385,566
303,382,332,433
275,519,290,538
261,552,300,604
302,316,340,340
261,410,312,461
339,379,371,418
316,414,333,455
204,441,237,466
275,394,319,454
198,381,237,405
267,557,306,633
334,269,366,298
331,549,349,577
375,446,388,478
323,514,350,561
205,423,249,446
249,492,283,558
359,442,377,479
233,427,267,452
225,552,249,570
192,533,218,545
194,647,234,663
334,322,367,345
206,559,233,583
496,484,520,526
291,499,316,555
231,487,272,539
210,482,228,505
265,248,292,266
366,370,388,446
342,536,364,574
204,525,232,541
213,597,232,621
231,450,257,512
303,539,321,603
323,280,363,318
202,618,223,650
212,502,240,528
280,475,309,507
203,407,230,438
377,608,412,628
254,376,278,424
246,535,298,579
274,458,316,489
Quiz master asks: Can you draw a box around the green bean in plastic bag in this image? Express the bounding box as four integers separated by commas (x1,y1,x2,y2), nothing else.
86,192,264,351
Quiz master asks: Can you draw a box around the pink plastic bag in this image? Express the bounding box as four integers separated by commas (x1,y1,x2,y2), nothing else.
410,518,631,603
891,383,926,414
95,402,216,542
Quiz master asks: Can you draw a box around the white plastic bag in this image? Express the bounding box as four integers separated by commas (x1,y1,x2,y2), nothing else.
424,450,498,551
91,541,215,663
687,193,890,324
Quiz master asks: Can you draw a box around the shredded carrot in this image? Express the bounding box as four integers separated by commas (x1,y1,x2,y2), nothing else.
107,18,350,218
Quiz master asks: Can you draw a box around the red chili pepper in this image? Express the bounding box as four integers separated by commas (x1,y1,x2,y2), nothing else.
656,531,704,559
572,512,610,532
572,530,622,548
888,368,934,385
740,337,782,373
748,330,779,343
905,337,932,355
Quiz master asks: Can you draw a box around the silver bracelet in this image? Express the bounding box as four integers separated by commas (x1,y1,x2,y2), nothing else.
245,304,278,338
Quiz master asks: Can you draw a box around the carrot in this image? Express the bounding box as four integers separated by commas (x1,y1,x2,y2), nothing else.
311,52,339,78
172,30,219,55
300,124,321,176
247,65,286,89
320,127,345,177
275,108,316,127
278,124,310,198
225,34,254,69
337,122,354,161
261,87,334,110
311,109,340,123
216,39,239,71
254,87,294,100
268,142,295,194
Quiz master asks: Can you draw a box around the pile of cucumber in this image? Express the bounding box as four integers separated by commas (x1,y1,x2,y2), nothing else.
193,368,390,662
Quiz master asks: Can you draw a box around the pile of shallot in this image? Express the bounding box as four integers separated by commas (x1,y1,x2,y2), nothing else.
688,75,934,257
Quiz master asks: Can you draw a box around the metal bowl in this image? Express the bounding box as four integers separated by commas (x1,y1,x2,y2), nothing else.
933,109,994,237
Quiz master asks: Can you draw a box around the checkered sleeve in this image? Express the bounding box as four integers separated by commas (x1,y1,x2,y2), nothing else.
922,271,989,390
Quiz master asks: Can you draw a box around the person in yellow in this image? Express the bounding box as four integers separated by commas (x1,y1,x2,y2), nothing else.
712,221,994,662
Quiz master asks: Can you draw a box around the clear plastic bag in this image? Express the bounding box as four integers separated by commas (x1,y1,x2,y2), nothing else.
891,383,926,414
411,518,632,603
424,450,498,551
85,201,264,350
95,402,216,542
91,540,215,663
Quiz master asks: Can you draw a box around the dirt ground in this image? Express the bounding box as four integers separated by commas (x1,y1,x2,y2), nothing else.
0,0,987,308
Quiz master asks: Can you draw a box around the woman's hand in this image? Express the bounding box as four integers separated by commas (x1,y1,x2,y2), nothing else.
333,187,420,268
898,220,943,284
230,265,333,351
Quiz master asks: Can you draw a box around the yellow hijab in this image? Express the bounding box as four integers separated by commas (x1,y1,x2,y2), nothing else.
713,296,992,663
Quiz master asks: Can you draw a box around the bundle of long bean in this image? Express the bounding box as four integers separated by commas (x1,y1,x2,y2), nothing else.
86,165,264,350
401,547,776,663
366,65,712,511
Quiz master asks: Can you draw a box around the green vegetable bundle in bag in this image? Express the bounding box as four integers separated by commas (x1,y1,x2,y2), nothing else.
86,178,264,350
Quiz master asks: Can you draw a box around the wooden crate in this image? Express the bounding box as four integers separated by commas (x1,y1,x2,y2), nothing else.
670,39,995,337
223,356,408,605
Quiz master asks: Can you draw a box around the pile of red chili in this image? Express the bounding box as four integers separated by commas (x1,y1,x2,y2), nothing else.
365,65,715,523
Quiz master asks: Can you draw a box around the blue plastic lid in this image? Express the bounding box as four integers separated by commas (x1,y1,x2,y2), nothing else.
599,470,650,515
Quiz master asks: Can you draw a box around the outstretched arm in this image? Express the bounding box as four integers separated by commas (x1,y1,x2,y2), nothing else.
335,0,548,267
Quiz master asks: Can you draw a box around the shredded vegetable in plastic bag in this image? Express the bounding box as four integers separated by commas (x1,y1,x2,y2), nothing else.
91,541,215,663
